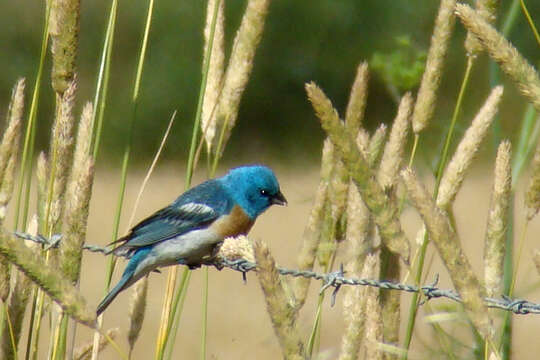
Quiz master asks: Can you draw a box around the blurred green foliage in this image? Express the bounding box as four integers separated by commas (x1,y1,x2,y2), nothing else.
1,0,539,165
371,35,426,101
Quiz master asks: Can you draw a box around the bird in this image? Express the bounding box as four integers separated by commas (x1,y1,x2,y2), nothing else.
96,165,286,315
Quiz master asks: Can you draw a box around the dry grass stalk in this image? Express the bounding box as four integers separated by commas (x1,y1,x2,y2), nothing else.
214,0,271,153
464,0,500,56
338,249,375,360
218,235,255,263
379,248,400,357
329,158,350,223
315,134,350,266
377,123,402,360
306,81,410,263
376,95,409,352
60,102,95,283
344,181,372,275
1,216,38,359
355,128,371,157
0,78,25,203
74,327,119,360
377,92,412,190
345,62,369,133
36,152,48,230
0,158,16,225
293,140,332,307
2,268,32,358
455,4,540,112
253,240,304,360
0,227,95,327
484,140,511,298
401,167,490,337
201,0,225,151
72,103,93,172
293,180,327,307
367,124,387,168
49,78,77,233
526,140,540,219
437,86,503,209
323,144,350,250
339,162,376,357
0,256,8,302
0,79,25,246
316,202,336,268
363,255,383,360
411,0,457,133
49,0,80,95
61,159,94,283
128,276,148,352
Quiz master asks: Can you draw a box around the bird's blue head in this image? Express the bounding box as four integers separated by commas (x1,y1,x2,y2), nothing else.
220,165,287,219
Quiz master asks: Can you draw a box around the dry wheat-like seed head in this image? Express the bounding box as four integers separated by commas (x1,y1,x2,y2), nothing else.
218,235,255,263
526,140,540,220
74,328,119,360
362,254,383,360
456,4,540,112
49,0,80,94
339,254,378,360
412,0,457,133
464,0,500,56
437,86,503,209
306,81,410,263
377,93,412,190
0,78,25,199
402,167,490,338
201,0,225,152
484,140,511,297
253,240,304,360
345,62,369,133
214,0,270,154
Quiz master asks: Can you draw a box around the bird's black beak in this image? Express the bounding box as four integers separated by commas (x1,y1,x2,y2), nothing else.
271,191,287,206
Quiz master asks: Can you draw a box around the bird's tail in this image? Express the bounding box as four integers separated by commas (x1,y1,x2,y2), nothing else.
96,248,152,315
96,269,134,316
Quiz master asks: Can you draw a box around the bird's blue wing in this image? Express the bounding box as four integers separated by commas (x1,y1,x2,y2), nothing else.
113,179,232,256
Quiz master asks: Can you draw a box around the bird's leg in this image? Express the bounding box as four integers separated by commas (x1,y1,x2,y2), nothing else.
211,241,224,258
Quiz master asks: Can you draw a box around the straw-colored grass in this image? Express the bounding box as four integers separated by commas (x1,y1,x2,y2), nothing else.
2,1,540,359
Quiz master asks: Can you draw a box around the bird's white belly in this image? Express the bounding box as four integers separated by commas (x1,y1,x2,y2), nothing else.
134,228,221,275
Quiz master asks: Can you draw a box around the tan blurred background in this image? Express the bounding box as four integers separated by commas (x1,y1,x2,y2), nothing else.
3,1,540,357
20,162,537,359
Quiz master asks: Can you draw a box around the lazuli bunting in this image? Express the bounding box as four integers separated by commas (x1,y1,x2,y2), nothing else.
96,165,286,315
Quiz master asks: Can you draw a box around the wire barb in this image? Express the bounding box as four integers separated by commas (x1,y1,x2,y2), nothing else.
13,232,540,316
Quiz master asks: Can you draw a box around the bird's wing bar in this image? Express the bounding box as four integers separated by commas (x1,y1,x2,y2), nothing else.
112,202,222,253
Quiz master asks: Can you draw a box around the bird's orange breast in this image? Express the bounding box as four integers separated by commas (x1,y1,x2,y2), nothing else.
211,205,254,238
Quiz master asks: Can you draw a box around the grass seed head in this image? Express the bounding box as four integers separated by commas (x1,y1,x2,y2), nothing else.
456,4,540,112
437,86,503,209
412,0,457,133
484,140,511,297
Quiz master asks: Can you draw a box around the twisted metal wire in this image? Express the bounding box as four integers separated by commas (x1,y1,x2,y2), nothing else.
13,232,540,315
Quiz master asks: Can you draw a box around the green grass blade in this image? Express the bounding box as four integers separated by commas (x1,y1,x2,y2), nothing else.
519,0,540,47
92,0,155,358
13,0,51,231
92,0,119,160
402,57,474,358
157,1,222,359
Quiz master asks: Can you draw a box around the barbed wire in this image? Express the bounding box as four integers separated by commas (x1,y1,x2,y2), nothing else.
13,232,540,315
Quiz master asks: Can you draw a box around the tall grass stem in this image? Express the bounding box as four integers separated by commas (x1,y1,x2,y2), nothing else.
402,55,474,357
91,0,118,159
92,0,155,358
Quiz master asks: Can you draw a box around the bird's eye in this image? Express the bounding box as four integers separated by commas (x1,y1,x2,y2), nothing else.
260,189,269,196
